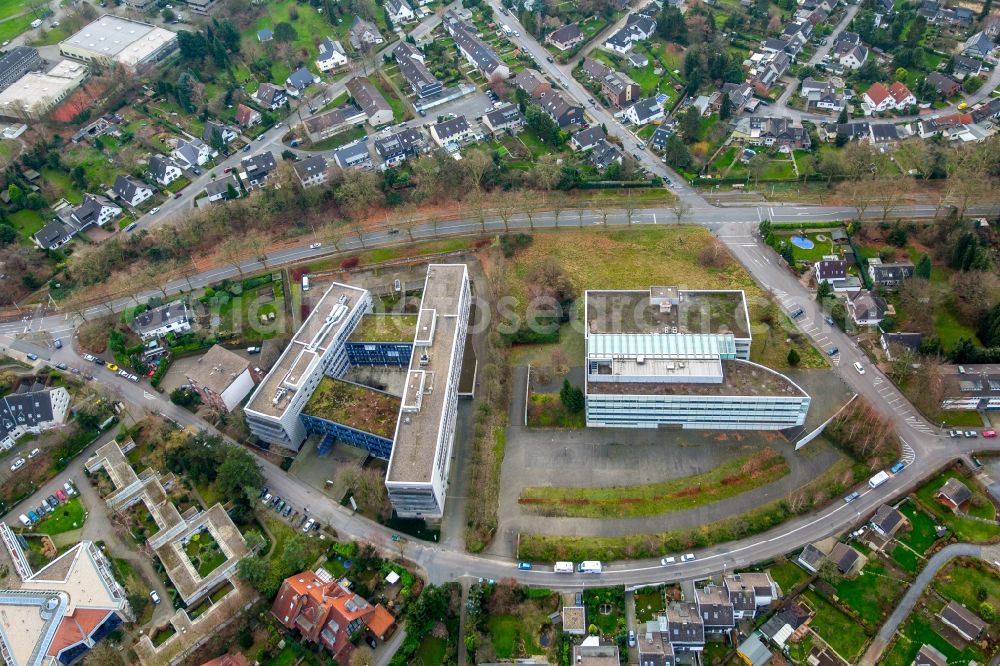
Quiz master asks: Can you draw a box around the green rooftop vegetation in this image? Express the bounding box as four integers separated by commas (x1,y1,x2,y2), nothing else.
303,377,400,439
348,314,418,343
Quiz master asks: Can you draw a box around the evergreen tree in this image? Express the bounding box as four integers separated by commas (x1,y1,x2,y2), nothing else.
915,253,931,279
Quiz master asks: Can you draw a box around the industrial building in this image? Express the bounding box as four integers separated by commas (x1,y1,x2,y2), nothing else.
0,60,87,120
583,287,810,429
59,15,178,73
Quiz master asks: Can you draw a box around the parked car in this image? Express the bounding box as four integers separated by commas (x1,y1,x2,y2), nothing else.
55,489,68,503
9,458,25,472
680,553,696,562
47,495,59,508
38,504,51,516
965,431,978,438
983,430,997,438
258,486,269,499
26,353,38,361
628,630,636,647
660,556,676,565
517,562,532,570
853,361,865,374
790,308,804,318
366,636,378,650
844,491,860,503
309,242,322,249
949,430,961,437
302,518,315,532
261,493,273,504
55,362,67,370
106,363,119,372
150,591,161,604
53,339,62,349
27,511,39,523
63,482,77,497
890,462,905,474
27,448,41,459
282,504,293,518
274,499,285,512
827,347,839,356
82,353,96,362
311,520,321,531
18,514,31,527
149,207,160,215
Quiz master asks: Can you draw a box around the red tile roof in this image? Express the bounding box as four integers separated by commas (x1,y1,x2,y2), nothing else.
865,82,890,105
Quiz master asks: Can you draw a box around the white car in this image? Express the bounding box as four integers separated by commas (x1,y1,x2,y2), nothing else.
302,518,315,532
27,448,41,459
9,458,25,472
309,242,322,249
660,556,676,565
150,207,160,215
680,553,696,562
149,590,161,604
853,361,865,374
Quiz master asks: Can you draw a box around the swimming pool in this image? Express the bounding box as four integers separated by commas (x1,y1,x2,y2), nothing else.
790,235,814,250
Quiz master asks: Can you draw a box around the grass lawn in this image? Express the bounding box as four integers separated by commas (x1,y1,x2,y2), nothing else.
303,125,368,151
526,392,585,428
895,500,940,555
415,636,447,665
915,471,1000,542
881,603,986,666
934,306,978,351
152,624,176,647
9,208,46,243
633,586,665,622
184,530,227,577
831,558,907,628
373,75,407,122
519,448,789,519
768,559,810,593
41,168,84,205
0,14,36,45
801,589,870,662
165,176,191,194
33,498,86,536
939,410,986,427
776,231,841,263
270,646,299,666
583,587,624,638
933,557,1000,611
510,323,585,367
890,545,920,574
488,614,539,658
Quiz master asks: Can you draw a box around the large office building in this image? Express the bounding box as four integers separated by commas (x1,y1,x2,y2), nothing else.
59,15,178,73
0,60,88,120
583,287,810,430
385,264,470,520
244,265,471,521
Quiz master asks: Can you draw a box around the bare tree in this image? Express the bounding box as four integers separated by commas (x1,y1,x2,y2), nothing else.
221,237,250,277
495,191,517,232
671,197,692,225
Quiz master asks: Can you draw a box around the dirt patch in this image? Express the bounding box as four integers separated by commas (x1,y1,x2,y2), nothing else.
77,317,113,354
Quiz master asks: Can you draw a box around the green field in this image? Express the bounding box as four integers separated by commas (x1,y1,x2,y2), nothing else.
831,559,908,628
768,559,810,593
916,471,1000,542
415,636,447,665
801,590,869,662
488,614,539,658
881,603,986,666
33,498,86,536
9,209,45,244
633,586,665,622
933,558,1000,611
895,500,940,555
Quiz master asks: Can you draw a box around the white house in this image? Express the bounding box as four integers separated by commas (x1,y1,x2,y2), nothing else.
385,0,416,25
315,37,348,72
172,138,214,169
863,81,915,112
624,97,664,125
112,175,154,207
0,386,71,451
132,302,192,341
430,115,475,147
149,154,183,186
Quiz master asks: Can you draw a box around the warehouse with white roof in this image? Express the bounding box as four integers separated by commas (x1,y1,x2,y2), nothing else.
59,15,178,73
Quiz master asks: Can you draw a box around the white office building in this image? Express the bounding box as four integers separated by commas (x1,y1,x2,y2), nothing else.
583,287,810,430
244,283,371,449
385,264,470,520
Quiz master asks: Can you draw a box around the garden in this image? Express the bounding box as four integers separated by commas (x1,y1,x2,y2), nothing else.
915,469,1000,542
184,529,228,578
800,589,870,663
32,497,86,536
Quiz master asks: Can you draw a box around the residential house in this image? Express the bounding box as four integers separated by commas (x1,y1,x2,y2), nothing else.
482,103,524,135
293,155,329,189
953,54,983,78
839,43,869,69
302,105,366,142
724,572,778,619
235,103,261,128
513,68,550,97
736,634,772,666
782,20,813,46
735,116,811,149
695,586,736,632
132,302,191,340
286,66,320,95
963,31,994,59
202,121,238,146
255,82,288,110
624,97,664,125
571,125,606,152
185,344,258,412
650,124,673,151
430,115,475,146
332,142,373,169
935,477,972,511
572,636,620,665
112,175,154,207
385,0,416,26
562,606,586,636
0,383,71,450
346,77,394,127
538,89,584,127
939,601,987,642
602,71,641,108
870,503,907,538
796,542,826,573
205,174,240,202
603,13,656,53
875,0,894,14
828,121,871,142
374,127,425,166
548,23,584,51
870,123,900,144
800,78,842,111
880,331,923,361
815,259,860,293
149,154,183,186
863,81,915,112
759,603,811,650
915,644,949,666
588,139,624,170
444,11,510,80
172,138,213,169
581,57,612,81
394,43,442,98
849,289,889,326
751,51,790,90
628,51,649,68
829,542,863,575
315,37,348,72
721,82,754,113
350,17,385,50
664,603,705,652
867,257,914,287
926,71,961,97
270,570,395,660
240,151,278,189
34,194,122,250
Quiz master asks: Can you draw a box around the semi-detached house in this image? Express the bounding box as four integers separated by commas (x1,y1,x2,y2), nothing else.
444,11,510,80
346,77,393,127
430,115,475,146
394,42,442,98
112,175,153,207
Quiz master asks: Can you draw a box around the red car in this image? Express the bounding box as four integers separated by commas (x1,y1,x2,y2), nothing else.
984,430,997,438
55,489,68,502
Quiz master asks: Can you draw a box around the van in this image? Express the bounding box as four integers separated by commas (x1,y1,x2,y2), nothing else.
302,275,310,292
869,470,889,488
577,561,603,574
18,514,30,527
553,561,574,573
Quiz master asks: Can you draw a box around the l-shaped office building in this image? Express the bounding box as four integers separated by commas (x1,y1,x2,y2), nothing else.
584,287,811,430
244,263,471,521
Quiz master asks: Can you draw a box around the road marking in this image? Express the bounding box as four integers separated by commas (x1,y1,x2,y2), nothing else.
143,391,157,400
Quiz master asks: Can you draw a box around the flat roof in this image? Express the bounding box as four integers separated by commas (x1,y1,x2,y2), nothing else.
246,282,368,418
61,15,176,65
586,289,751,338
0,69,83,110
386,264,467,484
597,357,724,381
302,376,401,439
588,360,807,397
348,313,417,343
